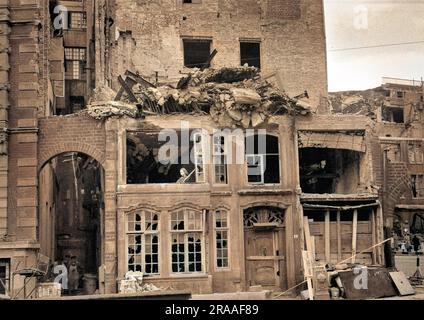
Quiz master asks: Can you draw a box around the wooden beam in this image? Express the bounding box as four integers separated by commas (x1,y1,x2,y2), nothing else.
352,209,358,263
201,49,218,71
371,208,377,264
325,210,330,263
303,216,314,261
337,211,342,262
302,202,379,211
117,75,138,102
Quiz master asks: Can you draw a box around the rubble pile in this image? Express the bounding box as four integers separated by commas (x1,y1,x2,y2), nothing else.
87,66,311,128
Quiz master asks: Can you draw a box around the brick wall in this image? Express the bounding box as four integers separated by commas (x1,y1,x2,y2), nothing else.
38,115,107,169
108,0,327,111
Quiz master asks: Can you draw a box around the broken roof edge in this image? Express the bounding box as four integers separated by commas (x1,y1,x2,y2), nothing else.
300,193,379,202
86,66,313,127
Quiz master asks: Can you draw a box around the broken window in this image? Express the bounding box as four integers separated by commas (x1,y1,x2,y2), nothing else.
69,12,87,29
126,131,206,184
127,210,159,274
397,91,405,99
408,143,424,164
240,42,261,69
411,175,424,198
65,47,86,80
246,134,280,184
183,39,211,69
0,259,9,295
213,135,228,184
171,209,203,273
215,210,229,268
299,148,361,194
382,106,404,123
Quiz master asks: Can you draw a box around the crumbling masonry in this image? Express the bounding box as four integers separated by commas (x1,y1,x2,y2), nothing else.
0,0,423,298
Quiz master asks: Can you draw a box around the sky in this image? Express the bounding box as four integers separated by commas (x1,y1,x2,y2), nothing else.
324,0,424,92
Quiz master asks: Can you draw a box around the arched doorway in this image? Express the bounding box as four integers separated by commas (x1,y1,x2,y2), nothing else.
243,206,286,290
39,152,104,295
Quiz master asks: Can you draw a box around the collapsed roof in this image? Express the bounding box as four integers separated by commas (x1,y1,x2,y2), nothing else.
87,66,312,128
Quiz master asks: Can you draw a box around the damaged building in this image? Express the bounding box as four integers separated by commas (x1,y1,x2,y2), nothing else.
0,0,422,299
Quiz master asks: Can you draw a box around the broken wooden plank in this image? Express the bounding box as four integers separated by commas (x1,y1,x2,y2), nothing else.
389,271,415,296
325,210,330,263
125,70,156,88
371,208,377,265
337,211,342,262
303,216,315,262
352,209,358,263
201,49,218,71
117,75,138,103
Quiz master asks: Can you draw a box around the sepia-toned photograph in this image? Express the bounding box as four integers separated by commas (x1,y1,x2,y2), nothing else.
0,0,423,311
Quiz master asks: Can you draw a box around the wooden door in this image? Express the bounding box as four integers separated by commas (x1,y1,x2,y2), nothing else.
245,228,286,289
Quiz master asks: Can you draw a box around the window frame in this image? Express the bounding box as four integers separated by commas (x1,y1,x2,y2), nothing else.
0,259,10,296
68,11,87,29
214,209,230,270
213,134,228,185
240,40,261,69
170,208,205,274
182,38,212,69
245,134,281,185
126,209,160,276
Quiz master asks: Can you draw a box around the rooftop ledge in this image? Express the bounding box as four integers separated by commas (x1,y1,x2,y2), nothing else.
301,193,379,202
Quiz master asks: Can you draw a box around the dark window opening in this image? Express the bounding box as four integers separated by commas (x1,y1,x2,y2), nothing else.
126,131,205,184
299,148,361,194
397,91,405,99
0,259,10,295
69,96,85,113
245,134,280,184
411,175,424,198
183,39,211,69
183,0,202,3
382,106,404,123
240,42,261,69
384,90,391,97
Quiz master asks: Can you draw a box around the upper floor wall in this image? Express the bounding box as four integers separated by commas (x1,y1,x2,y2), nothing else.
106,0,328,112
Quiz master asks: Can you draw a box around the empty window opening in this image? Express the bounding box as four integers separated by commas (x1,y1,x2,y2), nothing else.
69,96,85,113
299,148,361,194
183,39,211,69
213,135,228,184
215,210,229,268
127,210,159,274
183,0,202,3
0,259,10,295
171,209,204,273
240,42,261,69
412,175,424,198
126,130,206,184
245,134,280,184
382,106,404,123
397,91,405,99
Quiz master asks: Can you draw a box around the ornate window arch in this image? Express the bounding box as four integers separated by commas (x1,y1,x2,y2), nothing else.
243,206,285,228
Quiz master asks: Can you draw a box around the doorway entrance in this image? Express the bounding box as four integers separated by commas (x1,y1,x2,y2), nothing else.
39,152,104,295
244,207,287,290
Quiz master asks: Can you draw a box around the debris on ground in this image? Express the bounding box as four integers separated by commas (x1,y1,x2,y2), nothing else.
119,271,164,294
86,65,312,127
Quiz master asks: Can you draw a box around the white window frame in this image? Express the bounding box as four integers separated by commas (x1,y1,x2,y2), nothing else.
170,208,205,274
126,210,160,275
0,259,10,295
214,209,230,270
213,135,228,184
193,132,205,183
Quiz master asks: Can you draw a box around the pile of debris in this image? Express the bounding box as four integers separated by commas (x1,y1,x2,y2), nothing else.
119,271,164,294
87,65,311,128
